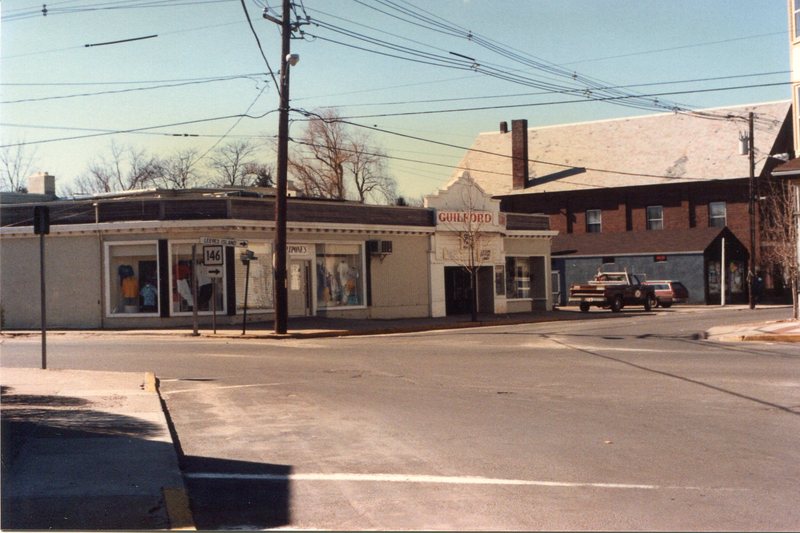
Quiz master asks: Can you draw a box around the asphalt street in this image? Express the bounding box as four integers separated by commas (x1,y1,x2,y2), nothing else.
1,307,799,530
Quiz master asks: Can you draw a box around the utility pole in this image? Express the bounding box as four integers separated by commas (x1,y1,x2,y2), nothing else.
748,111,757,310
273,0,292,334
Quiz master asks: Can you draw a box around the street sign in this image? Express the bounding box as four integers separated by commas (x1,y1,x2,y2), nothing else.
203,245,224,266
206,267,224,278
200,237,238,246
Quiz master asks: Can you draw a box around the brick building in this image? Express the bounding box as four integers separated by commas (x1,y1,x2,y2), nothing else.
454,101,793,304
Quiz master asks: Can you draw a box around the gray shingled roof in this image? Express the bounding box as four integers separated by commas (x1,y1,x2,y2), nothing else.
454,101,790,196
551,227,740,257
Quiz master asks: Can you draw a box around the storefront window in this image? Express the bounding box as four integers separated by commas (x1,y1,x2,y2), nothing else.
235,242,273,312
316,243,364,308
505,257,531,299
170,242,225,314
106,242,159,316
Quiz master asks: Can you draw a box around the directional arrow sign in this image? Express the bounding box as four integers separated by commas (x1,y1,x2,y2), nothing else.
207,268,223,278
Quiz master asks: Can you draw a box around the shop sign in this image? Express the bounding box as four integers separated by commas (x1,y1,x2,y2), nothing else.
436,210,495,226
287,244,310,255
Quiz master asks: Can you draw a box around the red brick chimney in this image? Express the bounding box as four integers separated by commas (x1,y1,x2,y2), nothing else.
511,119,528,190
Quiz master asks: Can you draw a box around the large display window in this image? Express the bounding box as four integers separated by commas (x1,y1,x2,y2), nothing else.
169,242,225,315
105,241,159,316
315,243,364,308
505,256,531,299
235,241,273,312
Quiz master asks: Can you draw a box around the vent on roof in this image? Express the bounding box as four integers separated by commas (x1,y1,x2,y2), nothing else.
500,121,508,134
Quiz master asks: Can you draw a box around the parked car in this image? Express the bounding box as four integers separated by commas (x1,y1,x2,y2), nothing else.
569,268,656,312
643,280,689,308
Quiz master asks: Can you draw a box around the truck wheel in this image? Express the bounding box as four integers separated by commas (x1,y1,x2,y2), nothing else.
610,295,623,312
644,294,655,311
579,302,590,313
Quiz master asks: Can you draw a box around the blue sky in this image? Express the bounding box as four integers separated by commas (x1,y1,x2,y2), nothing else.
0,0,792,199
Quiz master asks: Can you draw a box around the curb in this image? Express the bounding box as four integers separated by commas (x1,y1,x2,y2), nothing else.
738,334,800,343
163,487,196,531
151,374,196,531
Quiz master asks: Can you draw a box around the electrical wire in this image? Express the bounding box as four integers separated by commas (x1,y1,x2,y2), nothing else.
1,75,267,104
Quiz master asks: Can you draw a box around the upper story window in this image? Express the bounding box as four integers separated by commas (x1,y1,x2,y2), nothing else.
586,209,601,233
795,0,800,40
709,201,727,228
646,205,663,230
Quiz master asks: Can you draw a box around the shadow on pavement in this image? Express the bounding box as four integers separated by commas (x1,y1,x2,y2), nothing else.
180,456,292,530
1,386,174,530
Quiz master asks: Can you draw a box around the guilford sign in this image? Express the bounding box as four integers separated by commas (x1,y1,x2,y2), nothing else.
435,210,506,230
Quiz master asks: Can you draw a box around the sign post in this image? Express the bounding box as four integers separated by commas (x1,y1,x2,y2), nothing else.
203,244,224,335
191,244,199,336
34,206,50,369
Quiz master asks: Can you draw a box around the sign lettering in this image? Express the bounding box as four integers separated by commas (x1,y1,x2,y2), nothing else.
436,211,495,226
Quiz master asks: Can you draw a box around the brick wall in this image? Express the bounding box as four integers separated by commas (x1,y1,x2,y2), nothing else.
500,179,756,255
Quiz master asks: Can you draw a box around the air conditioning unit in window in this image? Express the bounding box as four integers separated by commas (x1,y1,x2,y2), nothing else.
367,240,392,256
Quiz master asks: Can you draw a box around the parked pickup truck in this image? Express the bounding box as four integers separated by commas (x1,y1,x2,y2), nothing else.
569,270,657,313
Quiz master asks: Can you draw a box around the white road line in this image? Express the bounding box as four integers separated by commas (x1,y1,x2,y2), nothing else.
162,382,291,395
184,472,735,491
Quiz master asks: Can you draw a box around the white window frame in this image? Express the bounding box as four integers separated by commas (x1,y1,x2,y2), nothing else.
709,201,727,228
646,205,664,230
794,0,800,41
104,240,160,318
168,240,227,317
586,209,602,233
314,241,368,310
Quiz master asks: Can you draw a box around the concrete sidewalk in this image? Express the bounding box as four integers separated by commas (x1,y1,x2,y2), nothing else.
3,305,798,342
1,368,194,531
705,318,800,342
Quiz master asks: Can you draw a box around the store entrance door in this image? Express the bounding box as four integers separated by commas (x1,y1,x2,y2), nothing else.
444,266,472,315
288,260,312,316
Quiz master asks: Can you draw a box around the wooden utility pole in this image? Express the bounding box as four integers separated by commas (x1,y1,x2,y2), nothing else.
748,112,757,309
273,0,291,334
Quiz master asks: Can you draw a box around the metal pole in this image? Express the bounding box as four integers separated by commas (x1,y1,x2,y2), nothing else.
721,237,726,307
242,260,251,335
39,231,47,370
748,112,756,309
273,0,291,334
192,244,199,336
212,283,217,334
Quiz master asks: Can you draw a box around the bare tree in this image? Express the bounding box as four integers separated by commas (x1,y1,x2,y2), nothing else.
1,142,38,192
243,162,274,188
206,139,262,187
157,149,201,189
289,109,396,204
760,176,799,319
348,132,397,204
290,110,348,199
75,141,162,194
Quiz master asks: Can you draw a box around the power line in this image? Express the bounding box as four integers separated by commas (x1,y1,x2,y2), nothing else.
563,30,788,65
239,0,280,93
2,75,265,104
0,109,278,148
1,72,266,86
314,70,790,110
315,82,790,121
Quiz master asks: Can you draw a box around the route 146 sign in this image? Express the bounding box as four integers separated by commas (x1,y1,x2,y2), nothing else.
203,245,224,266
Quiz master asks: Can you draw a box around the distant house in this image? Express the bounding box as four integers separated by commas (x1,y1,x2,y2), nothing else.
454,101,793,304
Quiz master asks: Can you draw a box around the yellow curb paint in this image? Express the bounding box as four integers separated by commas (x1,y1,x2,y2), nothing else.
144,371,158,393
163,486,196,531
